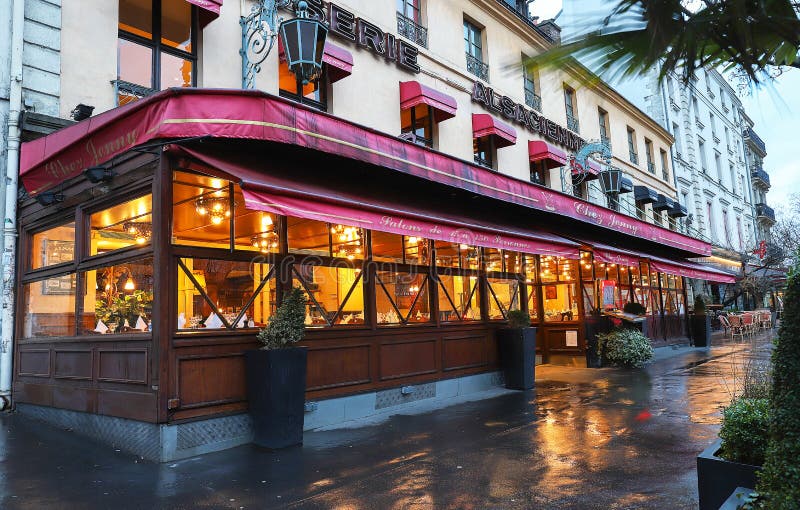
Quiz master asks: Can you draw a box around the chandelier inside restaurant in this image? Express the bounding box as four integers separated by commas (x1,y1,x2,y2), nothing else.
195,192,231,226
251,214,279,253
332,224,363,260
123,221,152,245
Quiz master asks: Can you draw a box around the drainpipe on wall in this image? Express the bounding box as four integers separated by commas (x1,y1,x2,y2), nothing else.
0,0,25,410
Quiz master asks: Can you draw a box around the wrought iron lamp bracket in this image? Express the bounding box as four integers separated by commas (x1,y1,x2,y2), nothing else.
240,0,296,89
560,140,613,195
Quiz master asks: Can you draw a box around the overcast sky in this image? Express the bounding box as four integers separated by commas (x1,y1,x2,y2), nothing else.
530,0,799,211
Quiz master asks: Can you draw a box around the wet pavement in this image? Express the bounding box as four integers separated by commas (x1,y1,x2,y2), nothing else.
0,335,773,510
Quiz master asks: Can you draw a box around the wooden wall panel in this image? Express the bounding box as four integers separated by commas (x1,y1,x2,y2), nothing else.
178,355,246,408
54,350,93,380
442,335,488,371
307,345,371,390
18,350,50,377
97,350,148,384
379,339,437,381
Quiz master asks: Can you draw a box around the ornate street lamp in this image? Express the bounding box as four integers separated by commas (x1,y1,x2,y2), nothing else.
599,166,623,211
241,0,327,88
599,167,623,195
279,1,327,84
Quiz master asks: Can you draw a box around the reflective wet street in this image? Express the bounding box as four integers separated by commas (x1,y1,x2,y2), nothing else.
0,336,773,509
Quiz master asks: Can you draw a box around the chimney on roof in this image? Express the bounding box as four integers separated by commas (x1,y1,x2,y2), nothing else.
537,19,562,44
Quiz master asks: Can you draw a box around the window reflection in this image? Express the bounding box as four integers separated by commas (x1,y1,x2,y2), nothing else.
22,277,76,338
90,194,153,255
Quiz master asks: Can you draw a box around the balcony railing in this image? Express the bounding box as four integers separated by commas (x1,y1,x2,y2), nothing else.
695,119,705,130
396,12,428,48
524,89,541,111
566,114,579,133
669,98,680,111
751,166,771,188
745,127,767,155
629,152,639,165
112,79,157,106
466,53,489,81
756,203,776,223
600,136,611,151
647,161,655,174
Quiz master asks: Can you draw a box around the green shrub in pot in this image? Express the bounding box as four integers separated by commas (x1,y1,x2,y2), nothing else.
506,309,532,329
597,328,653,368
718,397,770,466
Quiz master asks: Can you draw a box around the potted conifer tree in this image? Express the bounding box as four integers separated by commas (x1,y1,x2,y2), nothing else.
245,287,308,449
497,310,537,390
691,295,711,347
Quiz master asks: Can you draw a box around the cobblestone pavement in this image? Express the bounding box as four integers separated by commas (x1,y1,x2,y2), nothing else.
0,334,774,509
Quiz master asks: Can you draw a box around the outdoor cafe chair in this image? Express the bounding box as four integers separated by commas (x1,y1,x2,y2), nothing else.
760,311,772,330
727,315,746,341
742,313,756,337
717,314,732,338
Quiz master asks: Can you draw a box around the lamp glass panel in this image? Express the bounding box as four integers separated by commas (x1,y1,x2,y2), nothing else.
21,277,76,338
90,194,153,255
31,222,75,270
172,171,231,249
81,257,154,335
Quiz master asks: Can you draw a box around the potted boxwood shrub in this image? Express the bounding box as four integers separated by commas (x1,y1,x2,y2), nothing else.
692,295,712,347
497,310,536,390
697,397,768,510
245,287,308,449
596,328,653,368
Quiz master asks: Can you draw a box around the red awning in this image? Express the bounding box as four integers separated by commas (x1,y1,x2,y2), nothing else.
173,145,581,258
185,0,222,27
400,81,457,122
528,140,567,169
18,88,711,256
472,114,517,148
322,43,353,84
649,256,737,284
280,40,353,84
591,243,642,268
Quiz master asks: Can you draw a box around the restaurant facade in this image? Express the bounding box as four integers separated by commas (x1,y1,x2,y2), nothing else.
9,0,735,460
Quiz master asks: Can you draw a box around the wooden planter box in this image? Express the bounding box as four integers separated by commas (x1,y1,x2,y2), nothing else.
697,439,760,510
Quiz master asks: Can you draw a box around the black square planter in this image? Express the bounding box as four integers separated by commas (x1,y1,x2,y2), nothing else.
497,327,536,390
691,314,712,347
697,439,760,510
245,347,308,449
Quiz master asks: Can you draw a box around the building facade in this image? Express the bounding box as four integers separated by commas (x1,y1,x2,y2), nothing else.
5,0,734,460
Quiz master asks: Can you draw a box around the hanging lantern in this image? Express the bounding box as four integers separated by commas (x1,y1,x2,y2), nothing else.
279,1,328,85
599,167,623,195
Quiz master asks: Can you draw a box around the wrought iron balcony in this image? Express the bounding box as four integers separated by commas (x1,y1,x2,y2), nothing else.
600,136,611,151
524,90,541,111
647,161,655,174
756,203,776,224
695,119,705,130
745,127,767,155
751,165,771,188
629,152,639,165
112,79,157,106
466,53,489,81
566,114,579,133
669,98,680,111
396,12,428,48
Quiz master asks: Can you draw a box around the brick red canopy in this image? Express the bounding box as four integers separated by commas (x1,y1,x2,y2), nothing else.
400,81,457,122
649,257,737,284
19,88,711,257
472,114,517,148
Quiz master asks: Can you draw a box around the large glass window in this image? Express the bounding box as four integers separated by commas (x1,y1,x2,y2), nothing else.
437,274,480,322
463,19,483,61
473,136,494,169
279,58,327,111
31,222,75,270
376,268,431,325
487,277,521,320
434,241,479,270
539,255,579,321
397,0,421,23
117,0,196,105
172,171,231,249
292,262,364,327
82,258,154,335
22,276,76,338
177,258,276,330
401,105,433,147
90,194,153,255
